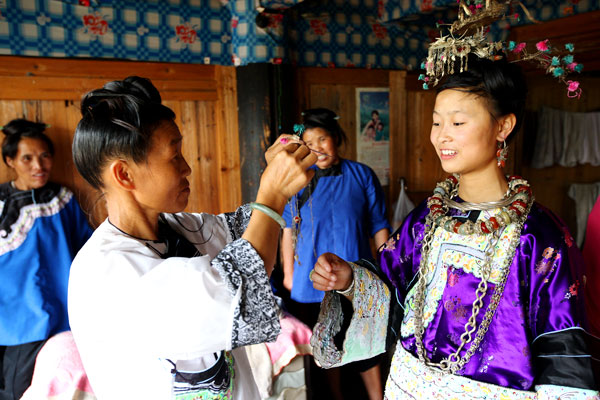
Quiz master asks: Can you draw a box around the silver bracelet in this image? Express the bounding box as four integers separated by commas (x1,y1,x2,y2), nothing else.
249,202,286,229
336,275,355,296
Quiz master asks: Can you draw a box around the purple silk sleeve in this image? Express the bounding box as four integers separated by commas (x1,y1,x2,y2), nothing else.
377,201,591,391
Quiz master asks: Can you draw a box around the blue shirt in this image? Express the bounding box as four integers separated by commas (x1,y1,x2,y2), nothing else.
282,159,390,303
0,182,92,345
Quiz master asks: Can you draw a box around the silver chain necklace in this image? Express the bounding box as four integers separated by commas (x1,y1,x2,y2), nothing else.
412,190,532,374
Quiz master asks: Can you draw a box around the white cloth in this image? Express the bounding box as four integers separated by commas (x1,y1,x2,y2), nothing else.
68,209,278,400
392,178,415,231
532,107,600,168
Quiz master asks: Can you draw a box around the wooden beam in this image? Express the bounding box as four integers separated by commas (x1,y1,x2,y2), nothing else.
0,56,216,81
0,76,218,101
215,65,242,212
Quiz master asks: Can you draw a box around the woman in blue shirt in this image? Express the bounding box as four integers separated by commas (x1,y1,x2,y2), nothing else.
281,108,390,400
0,119,93,400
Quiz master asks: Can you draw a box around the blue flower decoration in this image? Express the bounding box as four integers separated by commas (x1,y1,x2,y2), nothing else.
293,124,305,136
508,41,516,51
565,43,575,52
552,68,564,77
423,83,429,90
575,64,584,73
562,55,574,65
551,56,560,66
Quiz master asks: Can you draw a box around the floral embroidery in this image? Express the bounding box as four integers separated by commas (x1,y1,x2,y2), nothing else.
82,12,109,38
312,263,389,369
175,22,198,46
401,209,517,337
382,236,396,251
447,267,460,286
535,247,560,275
372,23,388,39
563,280,580,301
309,19,328,36
444,295,468,322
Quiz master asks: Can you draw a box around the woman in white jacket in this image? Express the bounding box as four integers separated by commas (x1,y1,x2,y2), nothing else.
68,76,316,400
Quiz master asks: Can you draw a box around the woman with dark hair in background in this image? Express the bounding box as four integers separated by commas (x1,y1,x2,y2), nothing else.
0,119,92,400
67,76,316,399
309,55,599,397
281,108,390,399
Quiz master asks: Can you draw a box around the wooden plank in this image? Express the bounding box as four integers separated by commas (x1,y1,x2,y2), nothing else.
406,89,445,199
308,84,357,161
0,56,216,82
298,67,389,86
40,100,72,189
195,101,221,214
0,76,218,101
215,66,242,213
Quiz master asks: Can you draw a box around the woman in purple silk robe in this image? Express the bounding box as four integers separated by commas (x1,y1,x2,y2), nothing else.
308,54,599,399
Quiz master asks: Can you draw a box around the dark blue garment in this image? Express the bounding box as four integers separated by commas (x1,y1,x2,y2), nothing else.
0,182,92,345
282,159,390,303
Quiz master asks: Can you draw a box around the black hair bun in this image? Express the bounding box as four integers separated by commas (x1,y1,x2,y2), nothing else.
1,119,46,137
80,76,162,116
302,108,339,125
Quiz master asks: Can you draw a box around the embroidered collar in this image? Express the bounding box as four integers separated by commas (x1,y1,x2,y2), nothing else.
0,181,61,236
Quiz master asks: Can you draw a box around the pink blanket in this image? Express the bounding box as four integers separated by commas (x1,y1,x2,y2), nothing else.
265,311,313,376
21,331,96,400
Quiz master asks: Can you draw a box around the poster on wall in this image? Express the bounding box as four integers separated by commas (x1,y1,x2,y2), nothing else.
356,87,390,186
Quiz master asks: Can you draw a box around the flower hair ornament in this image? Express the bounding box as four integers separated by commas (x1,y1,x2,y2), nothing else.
419,0,584,98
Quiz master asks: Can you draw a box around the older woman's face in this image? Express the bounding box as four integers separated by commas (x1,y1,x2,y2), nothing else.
303,127,339,169
7,137,53,190
129,120,192,214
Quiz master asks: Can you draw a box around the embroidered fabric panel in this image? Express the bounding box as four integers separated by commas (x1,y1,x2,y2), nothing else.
223,204,251,241
400,211,518,338
211,238,280,349
171,351,235,400
311,263,389,369
385,344,538,400
0,185,72,256
535,384,599,400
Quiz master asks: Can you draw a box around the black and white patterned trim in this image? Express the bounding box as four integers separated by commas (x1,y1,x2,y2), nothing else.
211,238,280,348
223,204,252,241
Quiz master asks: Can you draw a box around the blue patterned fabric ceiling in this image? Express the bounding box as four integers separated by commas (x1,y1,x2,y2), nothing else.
0,0,597,69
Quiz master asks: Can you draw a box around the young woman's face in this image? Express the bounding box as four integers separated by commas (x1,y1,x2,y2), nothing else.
303,127,339,169
130,120,191,214
7,137,53,190
430,89,501,178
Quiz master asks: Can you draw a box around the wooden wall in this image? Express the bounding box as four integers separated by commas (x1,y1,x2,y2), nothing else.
0,56,241,227
293,67,396,213
293,7,600,238
509,10,600,236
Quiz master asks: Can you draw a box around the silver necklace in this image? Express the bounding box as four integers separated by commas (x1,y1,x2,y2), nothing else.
412,190,532,374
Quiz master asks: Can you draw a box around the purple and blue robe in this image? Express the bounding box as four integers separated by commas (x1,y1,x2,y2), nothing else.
312,200,599,399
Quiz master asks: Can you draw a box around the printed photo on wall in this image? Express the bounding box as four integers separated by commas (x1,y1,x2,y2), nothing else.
356,87,390,185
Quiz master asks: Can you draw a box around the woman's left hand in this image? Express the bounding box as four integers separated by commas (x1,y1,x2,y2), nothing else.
311,252,353,292
265,134,304,164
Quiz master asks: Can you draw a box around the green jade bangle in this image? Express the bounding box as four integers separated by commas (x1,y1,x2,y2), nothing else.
249,202,286,229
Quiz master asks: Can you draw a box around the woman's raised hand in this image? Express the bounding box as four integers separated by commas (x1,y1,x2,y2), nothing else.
311,252,353,292
265,134,304,165
259,135,316,202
